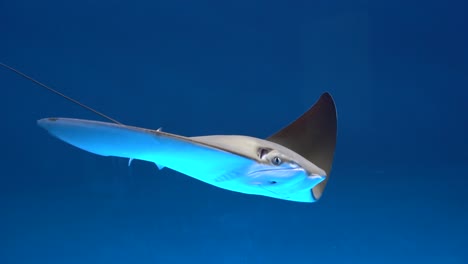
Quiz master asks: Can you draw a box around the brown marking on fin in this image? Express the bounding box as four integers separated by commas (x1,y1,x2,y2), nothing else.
267,92,337,200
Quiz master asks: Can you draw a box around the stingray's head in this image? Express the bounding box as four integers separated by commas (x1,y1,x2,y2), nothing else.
244,146,327,202
191,135,329,203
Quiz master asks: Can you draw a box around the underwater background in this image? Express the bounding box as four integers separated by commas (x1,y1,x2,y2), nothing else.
1,0,467,263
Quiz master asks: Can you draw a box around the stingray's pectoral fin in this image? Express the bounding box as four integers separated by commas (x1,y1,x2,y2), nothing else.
267,92,338,201
37,118,161,161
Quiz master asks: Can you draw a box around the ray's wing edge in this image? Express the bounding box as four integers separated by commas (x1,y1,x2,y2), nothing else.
267,92,338,200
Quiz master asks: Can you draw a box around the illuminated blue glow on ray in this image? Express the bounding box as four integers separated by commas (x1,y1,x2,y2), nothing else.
37,118,324,202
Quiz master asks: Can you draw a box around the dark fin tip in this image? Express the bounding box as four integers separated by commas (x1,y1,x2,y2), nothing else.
267,92,338,201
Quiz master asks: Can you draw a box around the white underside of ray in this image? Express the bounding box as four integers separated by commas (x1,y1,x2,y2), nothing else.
37,118,276,197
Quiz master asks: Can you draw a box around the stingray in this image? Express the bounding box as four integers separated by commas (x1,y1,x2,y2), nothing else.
1,63,337,203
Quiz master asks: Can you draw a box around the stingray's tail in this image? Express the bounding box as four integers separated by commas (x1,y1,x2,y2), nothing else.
266,92,338,201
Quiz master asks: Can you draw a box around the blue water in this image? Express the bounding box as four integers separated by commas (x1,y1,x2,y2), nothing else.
1,1,467,263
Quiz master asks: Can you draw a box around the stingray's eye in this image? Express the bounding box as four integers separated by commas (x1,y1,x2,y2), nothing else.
271,156,282,166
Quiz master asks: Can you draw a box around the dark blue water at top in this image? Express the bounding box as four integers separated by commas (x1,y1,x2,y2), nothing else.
1,0,467,263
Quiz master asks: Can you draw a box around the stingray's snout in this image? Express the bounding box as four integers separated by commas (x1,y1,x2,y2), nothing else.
306,164,327,179
299,173,326,191
308,174,326,182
